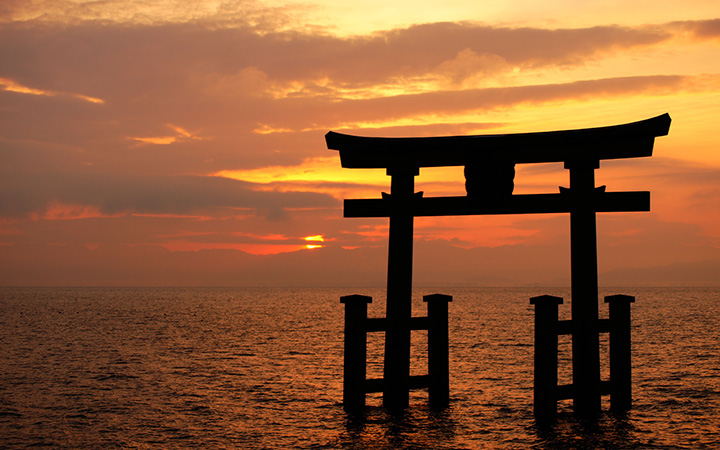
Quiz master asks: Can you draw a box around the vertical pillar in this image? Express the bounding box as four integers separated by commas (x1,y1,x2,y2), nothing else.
341,294,372,411
605,294,635,411
383,167,418,410
530,295,563,421
566,159,601,416
424,293,452,407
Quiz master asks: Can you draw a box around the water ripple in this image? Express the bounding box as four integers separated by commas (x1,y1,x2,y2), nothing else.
0,286,718,448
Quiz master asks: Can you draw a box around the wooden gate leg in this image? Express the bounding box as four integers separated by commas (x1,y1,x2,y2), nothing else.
605,294,635,411
383,167,418,410
424,293,452,407
530,295,563,421
566,160,602,416
341,294,372,411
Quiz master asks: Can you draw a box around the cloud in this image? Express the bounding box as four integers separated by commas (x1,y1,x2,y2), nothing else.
130,124,208,145
0,0,27,22
248,74,692,134
0,0,299,31
672,18,720,39
0,19,691,94
0,18,714,177
0,170,338,219
0,77,104,103
1,13,718,286
435,49,511,85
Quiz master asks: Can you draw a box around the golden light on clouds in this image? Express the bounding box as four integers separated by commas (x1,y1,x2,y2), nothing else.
30,203,111,221
216,157,475,200
4,0,256,25
6,0,719,33
131,124,209,145
0,78,48,96
0,77,104,104
132,136,179,145
216,157,381,185
215,157,387,200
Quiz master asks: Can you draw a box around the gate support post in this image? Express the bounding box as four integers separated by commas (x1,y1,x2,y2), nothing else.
605,294,635,411
424,293,452,407
566,159,602,416
341,294,372,411
530,295,563,421
383,167,418,410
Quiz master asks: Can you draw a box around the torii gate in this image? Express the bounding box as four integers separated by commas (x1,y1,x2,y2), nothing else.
327,113,671,417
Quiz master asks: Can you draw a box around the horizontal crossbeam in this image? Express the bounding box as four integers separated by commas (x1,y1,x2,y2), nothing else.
344,191,650,218
327,114,670,169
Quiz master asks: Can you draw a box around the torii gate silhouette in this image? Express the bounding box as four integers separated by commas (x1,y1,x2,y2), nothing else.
326,113,671,418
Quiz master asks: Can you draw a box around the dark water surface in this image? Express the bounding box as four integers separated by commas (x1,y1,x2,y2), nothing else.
1,287,718,449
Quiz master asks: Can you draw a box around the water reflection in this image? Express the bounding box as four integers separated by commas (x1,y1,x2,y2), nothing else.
533,410,642,449
344,405,460,450
340,403,645,449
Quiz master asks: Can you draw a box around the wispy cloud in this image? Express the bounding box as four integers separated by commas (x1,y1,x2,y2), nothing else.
130,124,209,145
0,77,104,104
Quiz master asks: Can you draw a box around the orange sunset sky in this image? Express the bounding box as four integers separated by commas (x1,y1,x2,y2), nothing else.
1,0,719,286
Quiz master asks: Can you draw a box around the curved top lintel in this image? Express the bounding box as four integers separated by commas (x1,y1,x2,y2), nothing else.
326,113,671,169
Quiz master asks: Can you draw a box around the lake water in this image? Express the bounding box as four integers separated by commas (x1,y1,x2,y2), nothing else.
0,286,718,449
